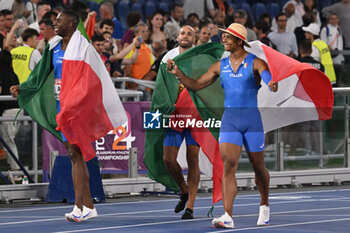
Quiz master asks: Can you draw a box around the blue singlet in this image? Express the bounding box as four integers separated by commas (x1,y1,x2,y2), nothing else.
219,53,265,152
52,42,67,142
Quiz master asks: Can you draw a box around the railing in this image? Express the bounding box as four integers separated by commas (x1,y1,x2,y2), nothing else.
1,83,350,182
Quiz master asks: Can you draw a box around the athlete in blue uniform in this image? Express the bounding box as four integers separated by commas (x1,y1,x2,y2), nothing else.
11,10,97,222
166,23,278,228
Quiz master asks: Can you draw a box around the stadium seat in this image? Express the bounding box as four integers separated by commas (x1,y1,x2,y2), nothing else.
320,0,333,8
117,1,129,30
267,3,282,19
230,3,237,11
88,1,100,18
252,3,267,22
280,0,290,8
131,2,144,20
235,0,248,5
239,3,254,21
158,2,169,13
144,1,156,19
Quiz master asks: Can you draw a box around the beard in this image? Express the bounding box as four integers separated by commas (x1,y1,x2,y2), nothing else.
178,40,192,48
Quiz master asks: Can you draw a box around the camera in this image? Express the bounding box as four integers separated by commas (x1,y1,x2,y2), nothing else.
138,36,143,43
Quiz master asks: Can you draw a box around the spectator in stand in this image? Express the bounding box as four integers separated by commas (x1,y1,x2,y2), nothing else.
37,19,55,54
258,13,272,28
214,10,226,30
212,0,234,27
183,0,215,20
99,1,123,51
99,19,118,55
164,20,179,50
147,11,166,45
3,18,20,51
0,50,22,180
25,0,39,25
268,13,298,57
12,0,31,20
1,9,14,35
11,28,41,84
303,0,320,27
42,11,58,25
303,23,336,84
121,11,142,49
322,0,350,49
234,10,257,42
29,1,51,33
92,34,110,72
164,3,185,37
294,12,314,50
122,23,153,100
185,13,200,27
283,0,304,27
255,20,276,49
142,39,167,82
320,13,344,64
197,23,211,45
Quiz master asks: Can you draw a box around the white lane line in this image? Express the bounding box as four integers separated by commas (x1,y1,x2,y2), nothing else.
206,217,350,233
0,188,349,213
1,205,350,229
53,218,212,233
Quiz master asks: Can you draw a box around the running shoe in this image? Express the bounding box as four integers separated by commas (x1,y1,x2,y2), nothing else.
212,212,234,228
82,205,98,221
257,205,270,226
174,193,188,213
181,208,193,219
65,205,82,222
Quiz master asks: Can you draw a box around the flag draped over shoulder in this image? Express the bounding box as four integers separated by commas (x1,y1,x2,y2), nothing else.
144,41,334,204
18,30,127,161
144,43,225,202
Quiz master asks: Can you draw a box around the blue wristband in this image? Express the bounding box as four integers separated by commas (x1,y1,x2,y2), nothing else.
261,70,272,86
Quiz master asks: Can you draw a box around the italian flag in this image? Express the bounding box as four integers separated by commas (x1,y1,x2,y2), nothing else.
144,42,333,204
18,30,127,161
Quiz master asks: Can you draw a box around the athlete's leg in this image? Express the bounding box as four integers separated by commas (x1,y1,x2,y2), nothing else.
247,150,269,206
185,144,200,211
65,142,94,210
220,142,242,216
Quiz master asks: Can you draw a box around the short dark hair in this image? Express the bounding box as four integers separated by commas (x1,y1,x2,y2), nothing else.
0,9,12,17
91,34,105,43
61,9,79,29
255,20,270,34
37,1,51,8
42,11,58,21
302,12,314,26
275,12,286,21
22,28,39,42
299,40,312,54
126,11,142,28
100,19,114,29
169,3,182,13
39,18,54,28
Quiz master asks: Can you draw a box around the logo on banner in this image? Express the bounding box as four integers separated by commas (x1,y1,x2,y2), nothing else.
143,110,161,129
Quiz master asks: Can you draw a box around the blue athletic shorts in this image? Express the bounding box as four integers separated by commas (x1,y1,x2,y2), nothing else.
56,101,68,142
163,129,199,148
219,108,265,152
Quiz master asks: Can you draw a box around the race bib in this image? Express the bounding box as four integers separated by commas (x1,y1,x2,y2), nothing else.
54,79,61,100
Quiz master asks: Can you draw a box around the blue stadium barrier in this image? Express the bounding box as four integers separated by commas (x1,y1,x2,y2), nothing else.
46,156,105,203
